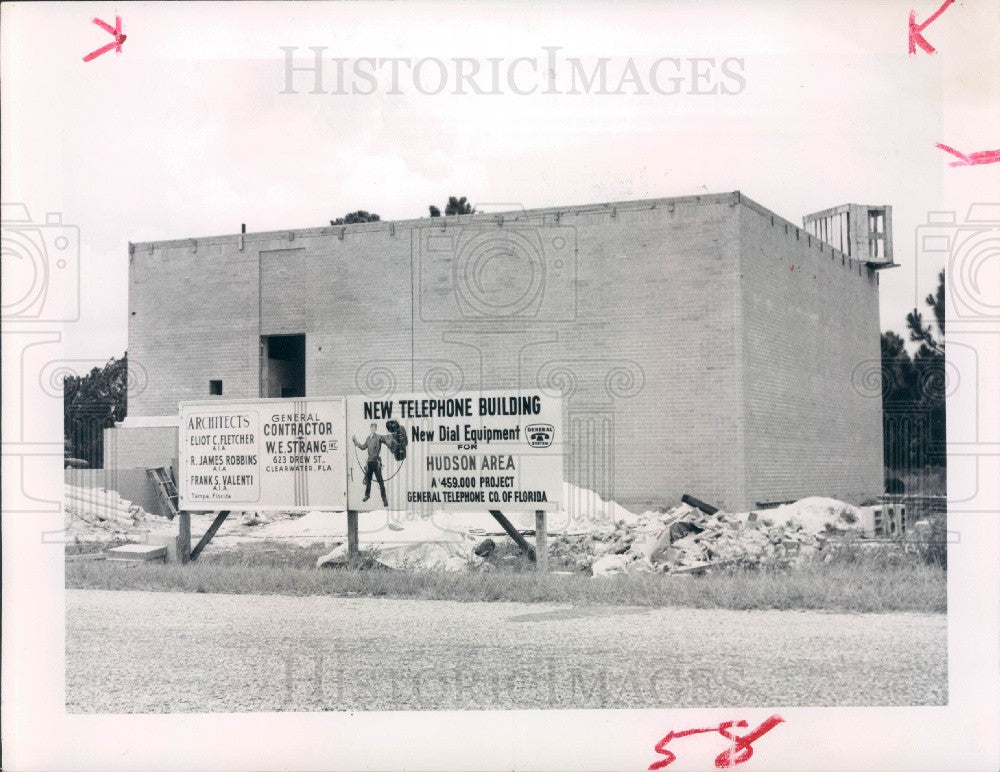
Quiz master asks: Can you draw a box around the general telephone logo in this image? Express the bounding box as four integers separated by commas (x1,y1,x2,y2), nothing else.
525,423,554,448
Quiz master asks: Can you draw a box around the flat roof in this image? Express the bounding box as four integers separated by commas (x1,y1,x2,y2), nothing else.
129,190,799,250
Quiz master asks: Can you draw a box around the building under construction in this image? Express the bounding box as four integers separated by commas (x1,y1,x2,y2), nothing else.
105,191,894,511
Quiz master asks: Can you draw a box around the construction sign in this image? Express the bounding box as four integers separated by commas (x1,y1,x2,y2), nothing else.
177,391,563,513
345,390,563,513
178,397,348,511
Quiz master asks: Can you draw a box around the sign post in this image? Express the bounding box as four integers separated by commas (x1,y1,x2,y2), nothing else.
535,509,548,573
488,510,536,560
190,511,231,561
347,509,359,561
177,511,191,564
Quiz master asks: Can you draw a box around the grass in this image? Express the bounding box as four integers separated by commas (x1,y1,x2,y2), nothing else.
65,538,133,556
65,539,946,613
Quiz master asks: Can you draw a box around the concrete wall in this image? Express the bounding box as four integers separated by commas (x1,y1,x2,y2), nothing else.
120,191,882,510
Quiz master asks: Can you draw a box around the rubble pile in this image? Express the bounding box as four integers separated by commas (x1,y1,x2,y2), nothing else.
64,476,869,575
550,499,862,576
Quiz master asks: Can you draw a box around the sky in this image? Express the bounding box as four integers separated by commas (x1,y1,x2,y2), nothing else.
2,0,998,365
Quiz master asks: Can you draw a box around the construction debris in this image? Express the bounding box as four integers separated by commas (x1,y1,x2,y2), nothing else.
680,493,719,515
317,537,484,572
551,497,864,576
65,479,873,576
242,511,271,526
316,543,349,567
64,484,146,531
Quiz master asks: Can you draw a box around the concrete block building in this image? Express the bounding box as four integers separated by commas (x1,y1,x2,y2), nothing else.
107,191,893,511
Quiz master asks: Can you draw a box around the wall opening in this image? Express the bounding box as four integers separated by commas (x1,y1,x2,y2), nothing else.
209,379,223,395
867,209,886,259
260,334,305,398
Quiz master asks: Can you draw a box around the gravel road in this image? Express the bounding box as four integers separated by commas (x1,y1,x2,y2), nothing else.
66,589,946,712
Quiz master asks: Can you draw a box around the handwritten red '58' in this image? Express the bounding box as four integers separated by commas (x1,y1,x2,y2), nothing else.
649,715,785,770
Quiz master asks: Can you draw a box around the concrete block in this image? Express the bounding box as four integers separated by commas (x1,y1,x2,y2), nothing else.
107,544,167,562
145,533,181,562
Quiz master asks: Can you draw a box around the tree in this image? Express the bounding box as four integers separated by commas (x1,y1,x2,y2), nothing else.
445,196,474,216
881,269,947,476
330,210,380,226
907,270,946,468
428,197,475,217
906,268,945,355
63,353,129,468
880,331,918,406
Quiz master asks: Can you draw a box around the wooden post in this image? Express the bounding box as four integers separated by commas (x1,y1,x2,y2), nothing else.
347,510,359,563
178,511,191,564
489,510,536,560
189,511,230,561
535,510,548,573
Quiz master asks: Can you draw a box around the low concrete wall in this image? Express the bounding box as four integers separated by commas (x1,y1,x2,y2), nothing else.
103,426,178,471
65,467,166,517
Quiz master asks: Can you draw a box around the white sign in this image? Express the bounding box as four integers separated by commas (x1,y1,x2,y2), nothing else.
178,397,347,511
345,390,563,512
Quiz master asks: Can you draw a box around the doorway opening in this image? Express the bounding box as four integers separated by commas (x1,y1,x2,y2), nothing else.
260,334,305,398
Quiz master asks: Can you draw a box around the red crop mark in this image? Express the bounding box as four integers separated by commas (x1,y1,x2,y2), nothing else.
908,0,954,54
83,16,126,62
936,143,1000,167
649,715,785,770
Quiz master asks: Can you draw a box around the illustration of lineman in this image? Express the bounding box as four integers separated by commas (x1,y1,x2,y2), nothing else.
353,423,390,506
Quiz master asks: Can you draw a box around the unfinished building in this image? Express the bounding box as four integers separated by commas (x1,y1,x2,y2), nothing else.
105,191,894,511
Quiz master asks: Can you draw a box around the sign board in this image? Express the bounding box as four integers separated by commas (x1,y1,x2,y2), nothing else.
345,390,563,512
178,397,347,511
